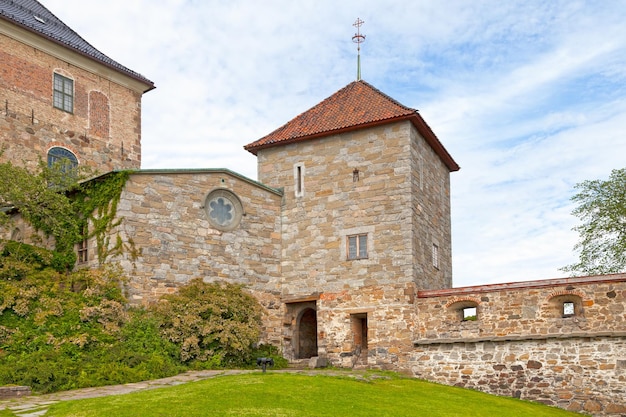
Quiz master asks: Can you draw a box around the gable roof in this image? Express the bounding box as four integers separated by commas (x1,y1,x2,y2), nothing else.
244,80,459,172
0,0,154,91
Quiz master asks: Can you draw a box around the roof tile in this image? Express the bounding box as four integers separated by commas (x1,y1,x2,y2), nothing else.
245,80,459,171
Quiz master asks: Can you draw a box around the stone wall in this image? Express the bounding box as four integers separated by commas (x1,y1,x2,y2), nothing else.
409,126,453,289
316,283,416,369
100,169,285,344
0,30,145,172
256,121,452,297
410,275,626,415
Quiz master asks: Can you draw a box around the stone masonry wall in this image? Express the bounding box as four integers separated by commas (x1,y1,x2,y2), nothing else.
0,31,143,172
411,275,626,415
100,170,284,345
256,121,451,297
316,283,416,369
409,126,453,289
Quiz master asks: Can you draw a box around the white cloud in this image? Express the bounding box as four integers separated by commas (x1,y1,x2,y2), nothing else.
43,0,626,287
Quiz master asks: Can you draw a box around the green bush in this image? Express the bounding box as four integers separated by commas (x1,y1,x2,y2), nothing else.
0,254,283,393
150,279,264,367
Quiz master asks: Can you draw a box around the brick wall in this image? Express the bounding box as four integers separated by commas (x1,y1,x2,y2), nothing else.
0,31,143,172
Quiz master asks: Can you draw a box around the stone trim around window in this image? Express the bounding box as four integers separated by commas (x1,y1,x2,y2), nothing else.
341,226,374,261
347,233,368,260
294,163,305,198
204,189,244,232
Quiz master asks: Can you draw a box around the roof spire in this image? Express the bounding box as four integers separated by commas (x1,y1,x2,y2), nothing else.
352,18,366,81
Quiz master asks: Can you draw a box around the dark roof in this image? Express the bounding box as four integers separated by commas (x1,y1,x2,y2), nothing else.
244,80,459,172
0,0,154,91
83,168,284,196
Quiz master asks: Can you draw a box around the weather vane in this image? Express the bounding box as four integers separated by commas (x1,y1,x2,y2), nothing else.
352,18,365,81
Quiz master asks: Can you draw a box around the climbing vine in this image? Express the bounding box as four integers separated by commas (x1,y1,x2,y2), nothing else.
1,161,134,270
72,171,132,265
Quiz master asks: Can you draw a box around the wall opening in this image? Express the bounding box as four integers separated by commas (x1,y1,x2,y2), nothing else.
462,307,477,321
297,308,318,359
548,294,583,318
351,313,368,353
294,163,305,198
447,300,479,322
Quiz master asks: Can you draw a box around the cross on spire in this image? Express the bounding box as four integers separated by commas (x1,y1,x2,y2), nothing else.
352,18,366,81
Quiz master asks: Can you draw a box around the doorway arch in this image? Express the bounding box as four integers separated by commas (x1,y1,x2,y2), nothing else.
297,308,318,359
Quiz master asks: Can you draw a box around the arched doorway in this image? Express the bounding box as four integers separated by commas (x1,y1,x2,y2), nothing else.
297,308,318,359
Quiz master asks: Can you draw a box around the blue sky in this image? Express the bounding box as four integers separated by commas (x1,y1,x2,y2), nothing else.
44,0,626,287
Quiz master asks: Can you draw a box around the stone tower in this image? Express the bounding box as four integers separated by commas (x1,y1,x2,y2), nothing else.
245,80,459,363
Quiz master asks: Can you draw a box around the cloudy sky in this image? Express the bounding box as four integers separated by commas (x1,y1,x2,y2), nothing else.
44,0,626,288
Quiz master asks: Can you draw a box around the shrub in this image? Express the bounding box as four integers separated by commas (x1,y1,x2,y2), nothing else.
151,279,264,367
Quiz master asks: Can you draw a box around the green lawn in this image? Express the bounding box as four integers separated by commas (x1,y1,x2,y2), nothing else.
32,371,579,417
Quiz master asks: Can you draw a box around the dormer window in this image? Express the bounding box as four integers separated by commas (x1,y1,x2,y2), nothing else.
53,73,73,113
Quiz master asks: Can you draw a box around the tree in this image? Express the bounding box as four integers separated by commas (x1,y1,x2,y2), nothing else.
561,168,626,276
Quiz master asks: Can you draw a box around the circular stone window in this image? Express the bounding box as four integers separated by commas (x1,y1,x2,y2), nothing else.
204,189,243,231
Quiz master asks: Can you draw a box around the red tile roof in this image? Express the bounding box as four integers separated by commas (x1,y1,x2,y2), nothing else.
244,80,459,172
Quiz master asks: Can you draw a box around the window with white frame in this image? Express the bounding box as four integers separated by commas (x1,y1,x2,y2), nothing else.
347,234,368,260
294,163,305,197
53,73,73,113
432,243,439,269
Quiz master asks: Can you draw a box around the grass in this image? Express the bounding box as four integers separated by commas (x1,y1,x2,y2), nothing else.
31,371,579,417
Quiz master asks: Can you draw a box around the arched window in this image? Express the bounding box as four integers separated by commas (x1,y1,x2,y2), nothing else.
547,293,583,318
47,147,78,171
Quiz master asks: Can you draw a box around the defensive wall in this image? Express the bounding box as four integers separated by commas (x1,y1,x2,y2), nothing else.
409,274,626,416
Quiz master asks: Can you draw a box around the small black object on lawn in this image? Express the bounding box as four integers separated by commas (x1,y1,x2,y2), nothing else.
256,357,274,373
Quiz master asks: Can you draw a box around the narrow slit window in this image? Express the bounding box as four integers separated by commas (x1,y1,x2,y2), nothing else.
348,234,368,260
432,244,439,269
297,166,302,193
294,164,304,197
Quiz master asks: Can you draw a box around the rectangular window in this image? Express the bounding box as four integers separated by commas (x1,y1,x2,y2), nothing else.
77,223,88,263
294,163,304,197
432,243,439,269
462,307,477,321
348,234,368,260
53,73,73,113
563,302,575,317
77,239,88,263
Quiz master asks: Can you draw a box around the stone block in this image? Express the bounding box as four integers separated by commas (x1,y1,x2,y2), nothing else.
308,356,328,369
0,386,31,398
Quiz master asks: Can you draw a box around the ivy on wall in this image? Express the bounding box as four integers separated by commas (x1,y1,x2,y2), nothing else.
1,162,137,270
72,171,133,265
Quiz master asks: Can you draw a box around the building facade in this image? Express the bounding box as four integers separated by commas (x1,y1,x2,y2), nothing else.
0,0,154,173
1,1,625,415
